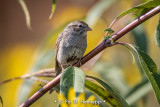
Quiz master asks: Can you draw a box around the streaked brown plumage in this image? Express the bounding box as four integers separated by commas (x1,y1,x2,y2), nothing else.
55,20,92,76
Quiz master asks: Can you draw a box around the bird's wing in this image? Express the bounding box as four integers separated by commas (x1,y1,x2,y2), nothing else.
55,32,63,77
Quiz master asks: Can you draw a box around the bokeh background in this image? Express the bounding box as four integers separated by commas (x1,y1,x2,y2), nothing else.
0,0,160,106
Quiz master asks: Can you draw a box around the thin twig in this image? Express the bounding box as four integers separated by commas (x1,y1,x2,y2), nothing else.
34,74,55,77
29,77,49,83
105,19,117,36
0,68,55,85
20,5,160,107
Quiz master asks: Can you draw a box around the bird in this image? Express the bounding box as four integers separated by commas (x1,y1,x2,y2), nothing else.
55,20,92,77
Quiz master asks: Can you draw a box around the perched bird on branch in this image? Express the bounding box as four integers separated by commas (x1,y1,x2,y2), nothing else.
55,20,92,76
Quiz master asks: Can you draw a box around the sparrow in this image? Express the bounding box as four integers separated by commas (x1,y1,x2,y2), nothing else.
55,20,92,76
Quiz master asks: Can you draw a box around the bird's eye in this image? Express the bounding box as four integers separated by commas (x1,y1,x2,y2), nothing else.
79,25,82,28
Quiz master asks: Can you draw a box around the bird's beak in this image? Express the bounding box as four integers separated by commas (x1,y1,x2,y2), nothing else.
85,27,92,31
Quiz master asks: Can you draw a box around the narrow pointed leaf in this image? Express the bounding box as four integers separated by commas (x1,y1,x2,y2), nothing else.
117,0,160,19
49,0,56,19
103,28,114,39
18,0,31,29
120,43,160,104
138,51,160,103
86,76,129,107
103,28,114,33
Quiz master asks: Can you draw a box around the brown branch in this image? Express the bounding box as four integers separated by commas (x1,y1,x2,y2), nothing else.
20,5,160,107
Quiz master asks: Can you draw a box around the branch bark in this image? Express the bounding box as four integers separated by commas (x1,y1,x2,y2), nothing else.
20,5,160,107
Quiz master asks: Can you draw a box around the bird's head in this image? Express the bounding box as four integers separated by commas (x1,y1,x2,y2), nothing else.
65,20,92,36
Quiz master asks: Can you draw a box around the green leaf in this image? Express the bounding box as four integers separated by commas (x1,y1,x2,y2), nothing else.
103,28,114,33
49,0,56,19
155,15,160,48
60,66,86,98
125,79,152,105
60,67,74,98
142,0,150,3
74,67,86,95
120,43,160,104
138,51,160,103
131,25,148,75
138,51,158,73
85,80,129,107
103,28,115,39
87,76,129,107
86,0,117,26
104,36,111,41
18,0,31,29
117,0,160,19
0,96,3,107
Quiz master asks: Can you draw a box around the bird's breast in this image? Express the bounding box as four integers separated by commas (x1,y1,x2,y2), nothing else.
57,36,87,66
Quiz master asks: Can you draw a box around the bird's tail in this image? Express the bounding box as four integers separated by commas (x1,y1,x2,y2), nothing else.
55,60,62,77
49,60,61,94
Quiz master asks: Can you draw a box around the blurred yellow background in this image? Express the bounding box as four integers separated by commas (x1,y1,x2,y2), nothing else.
0,0,160,107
